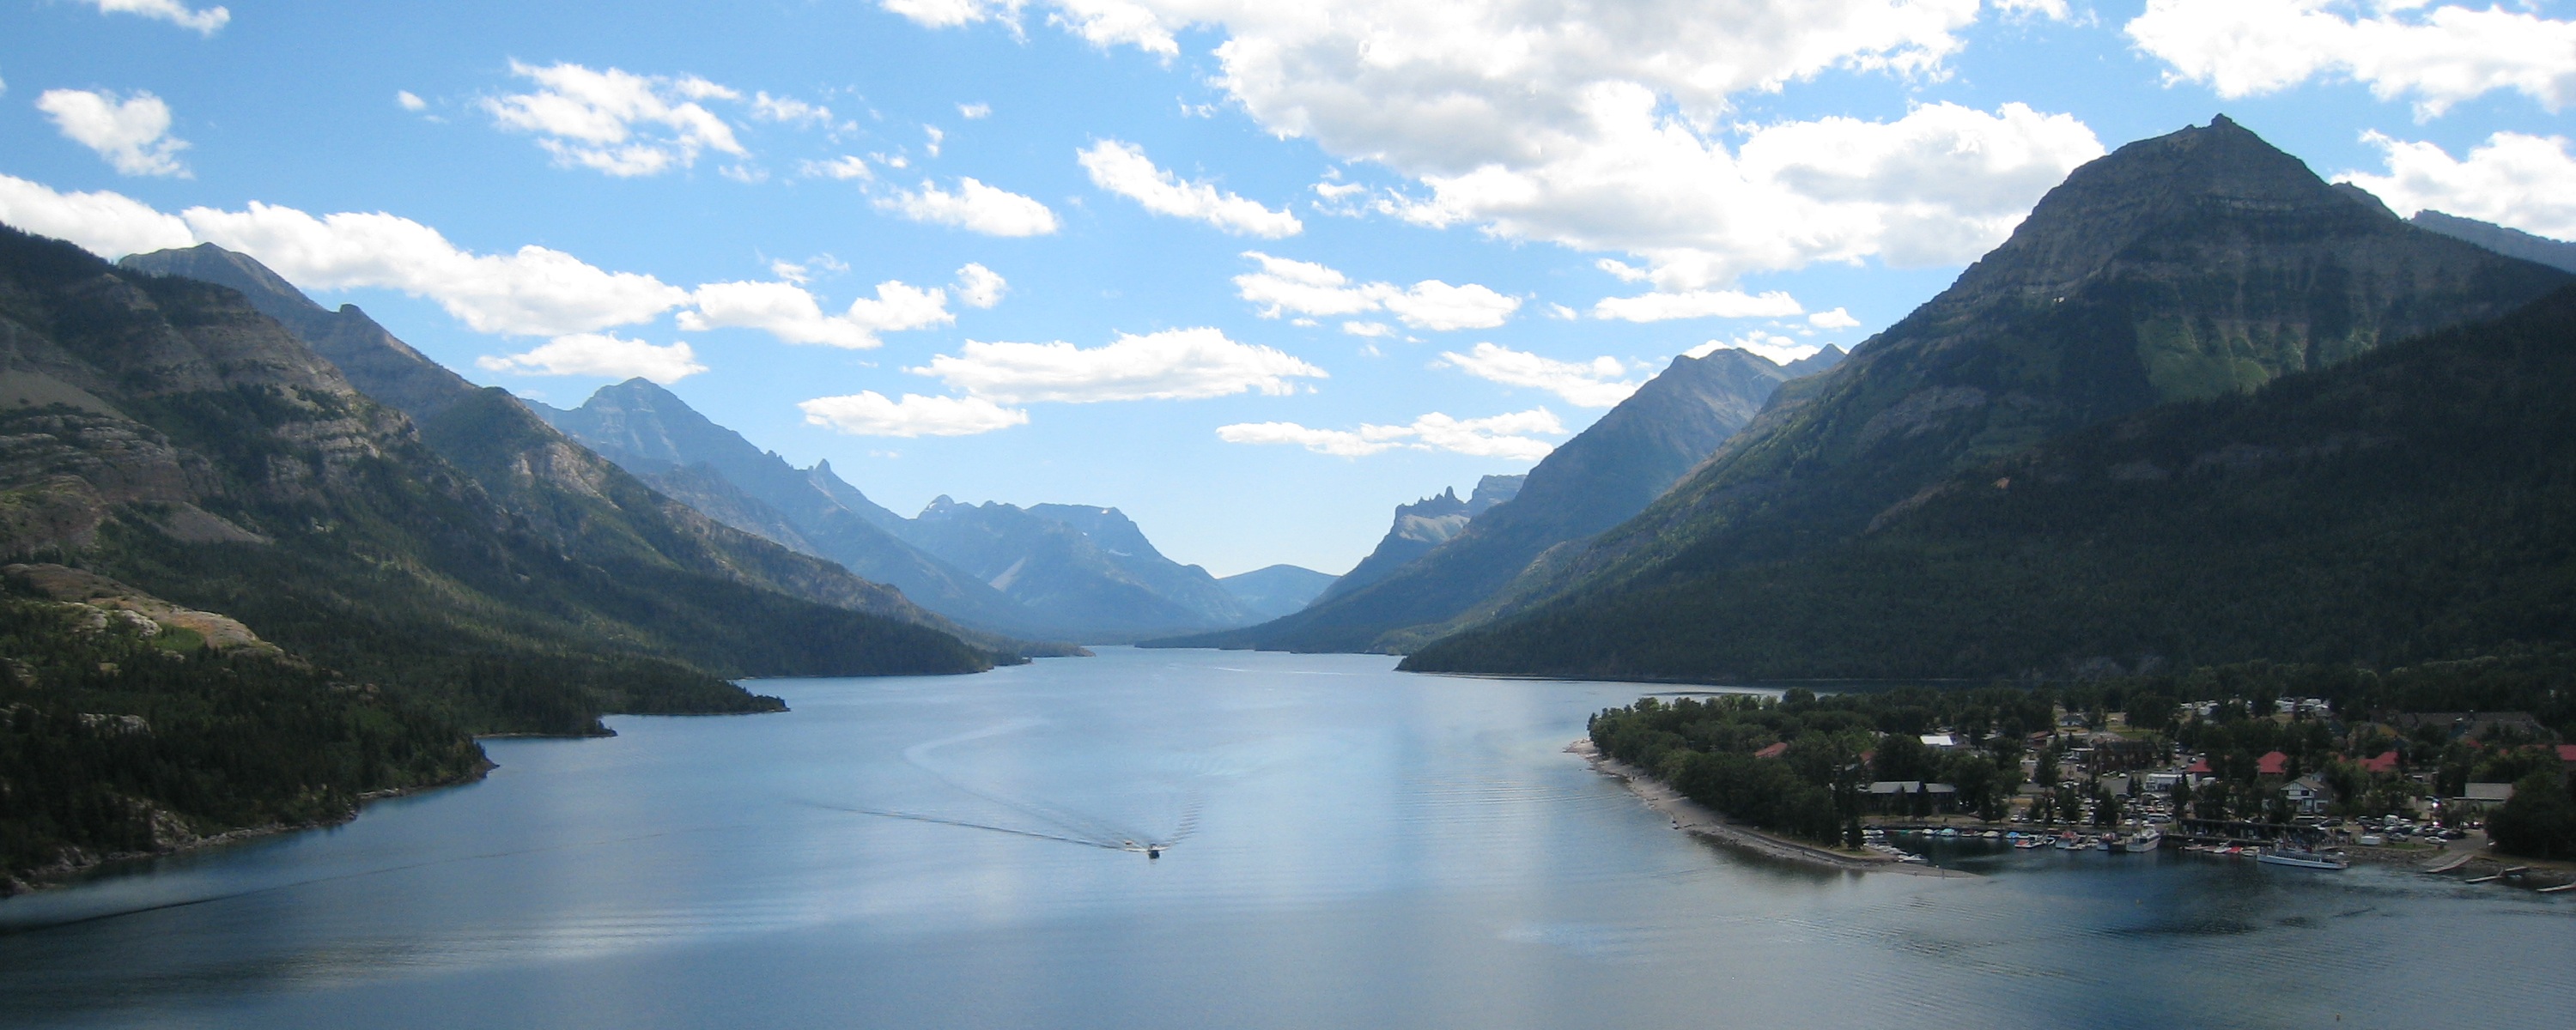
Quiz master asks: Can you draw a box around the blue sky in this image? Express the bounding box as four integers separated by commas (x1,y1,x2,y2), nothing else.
3,1,2572,575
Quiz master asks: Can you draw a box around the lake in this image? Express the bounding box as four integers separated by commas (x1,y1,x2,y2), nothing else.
2,647,2567,1028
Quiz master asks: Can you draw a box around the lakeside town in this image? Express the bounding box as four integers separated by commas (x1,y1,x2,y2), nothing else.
1583,660,2576,890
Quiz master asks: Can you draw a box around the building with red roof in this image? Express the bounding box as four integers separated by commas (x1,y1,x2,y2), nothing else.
2256,751,2289,777
2358,751,2400,775
1753,742,1789,760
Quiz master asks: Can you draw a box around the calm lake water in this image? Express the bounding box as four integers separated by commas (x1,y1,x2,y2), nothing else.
2,647,2567,1029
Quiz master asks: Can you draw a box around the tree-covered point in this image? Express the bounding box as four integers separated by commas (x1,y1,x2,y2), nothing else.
0,593,484,892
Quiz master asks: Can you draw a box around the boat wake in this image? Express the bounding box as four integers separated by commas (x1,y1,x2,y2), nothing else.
806,719,1204,856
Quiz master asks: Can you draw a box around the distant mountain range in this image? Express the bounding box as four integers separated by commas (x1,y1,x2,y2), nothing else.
1317,474,1524,605
1153,342,1844,652
531,379,1309,642
1404,116,2576,680
0,227,993,739
1218,564,1339,621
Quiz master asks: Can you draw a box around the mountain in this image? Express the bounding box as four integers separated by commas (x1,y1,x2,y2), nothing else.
112,245,1005,650
2407,209,2576,274
2,224,991,736
902,497,1249,640
1155,343,1843,653
1407,283,2576,679
1315,474,1524,604
1218,564,1339,621
523,379,1042,637
1403,116,2575,677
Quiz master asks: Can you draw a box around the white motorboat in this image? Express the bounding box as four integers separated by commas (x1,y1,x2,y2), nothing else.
2257,845,2349,869
2122,827,2162,852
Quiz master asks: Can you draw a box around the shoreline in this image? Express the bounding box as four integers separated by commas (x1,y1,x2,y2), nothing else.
1570,739,1971,878
0,759,495,899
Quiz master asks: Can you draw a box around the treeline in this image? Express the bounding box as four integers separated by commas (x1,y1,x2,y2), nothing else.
0,594,483,890
1589,688,2030,848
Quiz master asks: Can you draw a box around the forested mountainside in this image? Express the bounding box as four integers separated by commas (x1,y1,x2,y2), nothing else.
114,245,1032,655
0,566,483,894
1,225,991,738
1402,117,2572,674
1408,283,2576,680
1155,344,1841,653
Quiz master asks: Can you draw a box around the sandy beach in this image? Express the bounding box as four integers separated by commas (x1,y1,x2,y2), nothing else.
1571,739,1972,878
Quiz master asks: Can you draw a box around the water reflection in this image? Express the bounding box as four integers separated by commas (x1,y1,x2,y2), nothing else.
1,647,2567,1030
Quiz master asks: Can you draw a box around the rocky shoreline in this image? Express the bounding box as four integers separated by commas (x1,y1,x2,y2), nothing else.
1571,739,1971,878
0,759,494,898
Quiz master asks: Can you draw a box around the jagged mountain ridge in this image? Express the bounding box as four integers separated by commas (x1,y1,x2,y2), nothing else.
2407,209,2576,275
113,245,995,642
1153,343,1842,653
1405,116,2575,674
1315,474,1524,604
523,379,1039,636
1406,284,2576,678
903,496,1250,639
3,225,991,735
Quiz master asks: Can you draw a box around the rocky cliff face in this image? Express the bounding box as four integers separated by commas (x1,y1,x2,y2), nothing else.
1316,474,1526,604
1411,116,2574,669
903,497,1249,639
2407,209,2576,275
1163,343,1839,652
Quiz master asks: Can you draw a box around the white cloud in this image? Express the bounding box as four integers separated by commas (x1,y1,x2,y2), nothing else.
2341,130,2576,240
879,0,1026,29
2127,1,2576,118
1687,330,1823,367
37,89,190,177
0,173,193,257
800,391,1029,437
181,202,691,336
1341,321,1394,337
1217,408,1565,461
913,326,1324,403
1076,139,1302,237
1592,288,1804,322
1546,303,1578,320
958,101,992,119
1436,342,1638,408
954,263,1007,307
750,92,832,125
1807,306,1862,329
83,0,228,35
476,333,707,383
924,124,945,158
397,90,428,112
680,278,952,348
481,61,745,177
800,155,875,180
878,177,1060,235
1382,280,1519,330
1231,251,1516,329
899,3,2099,288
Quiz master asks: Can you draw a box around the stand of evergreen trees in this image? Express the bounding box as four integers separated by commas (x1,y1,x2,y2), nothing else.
0,591,483,892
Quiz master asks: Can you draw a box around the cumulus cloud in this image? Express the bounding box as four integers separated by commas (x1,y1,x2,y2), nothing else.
1077,139,1302,237
83,0,228,35
1436,342,1639,408
1217,408,1565,461
879,0,1026,29
2127,1,2576,118
954,263,1007,307
397,90,428,112
889,3,2100,287
2341,130,2576,240
476,333,707,383
182,203,690,336
0,173,193,256
482,61,745,177
800,391,1029,437
878,177,1060,235
1232,251,1517,329
800,155,875,180
1592,288,1803,323
37,89,189,177
913,327,1325,403
681,278,952,348
958,101,992,119
750,92,833,125
1687,330,1824,367
1807,306,1862,329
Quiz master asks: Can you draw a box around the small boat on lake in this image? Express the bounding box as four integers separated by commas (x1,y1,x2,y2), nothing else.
2122,828,2162,852
2257,845,2349,870
2014,836,2048,850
